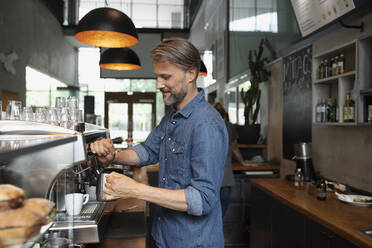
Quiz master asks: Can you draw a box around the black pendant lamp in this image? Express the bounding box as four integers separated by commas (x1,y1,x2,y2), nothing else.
99,47,141,70
75,7,139,48
199,60,207,76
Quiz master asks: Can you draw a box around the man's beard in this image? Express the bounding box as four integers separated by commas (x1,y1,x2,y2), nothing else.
162,87,187,106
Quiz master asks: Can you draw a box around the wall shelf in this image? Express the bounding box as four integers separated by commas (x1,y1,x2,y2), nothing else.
312,36,372,126
314,70,356,84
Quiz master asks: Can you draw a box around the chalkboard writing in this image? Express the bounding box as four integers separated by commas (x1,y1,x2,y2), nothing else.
282,46,312,160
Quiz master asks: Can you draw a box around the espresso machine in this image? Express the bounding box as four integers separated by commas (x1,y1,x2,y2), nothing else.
293,142,315,182
0,120,112,245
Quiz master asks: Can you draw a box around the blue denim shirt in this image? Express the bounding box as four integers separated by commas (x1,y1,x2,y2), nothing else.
132,89,228,248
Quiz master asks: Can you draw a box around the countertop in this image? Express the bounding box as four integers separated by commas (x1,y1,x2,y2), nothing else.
251,178,372,248
147,162,279,172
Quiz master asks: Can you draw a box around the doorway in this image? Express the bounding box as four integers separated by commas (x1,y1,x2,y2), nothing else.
104,92,156,145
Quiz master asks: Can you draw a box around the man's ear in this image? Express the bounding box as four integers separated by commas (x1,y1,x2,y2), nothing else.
186,67,197,83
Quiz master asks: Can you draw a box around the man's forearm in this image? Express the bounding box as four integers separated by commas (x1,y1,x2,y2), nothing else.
114,149,141,166
132,183,188,212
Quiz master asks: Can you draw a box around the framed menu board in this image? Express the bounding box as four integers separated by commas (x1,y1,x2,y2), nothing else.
291,0,356,37
282,45,312,160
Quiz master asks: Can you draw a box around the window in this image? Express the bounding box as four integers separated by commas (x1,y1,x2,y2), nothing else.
229,0,278,32
224,80,253,125
79,0,184,29
26,66,68,107
78,48,164,125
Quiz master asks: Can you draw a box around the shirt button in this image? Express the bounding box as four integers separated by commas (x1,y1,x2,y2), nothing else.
158,217,161,221
172,148,175,152
160,136,164,140
171,121,176,124
168,137,171,141
162,177,166,181
165,158,168,161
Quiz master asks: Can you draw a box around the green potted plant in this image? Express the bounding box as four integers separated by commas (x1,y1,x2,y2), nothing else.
240,37,274,126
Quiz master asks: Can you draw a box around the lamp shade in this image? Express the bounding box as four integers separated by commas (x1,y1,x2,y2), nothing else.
199,60,207,76
99,47,141,71
75,7,139,48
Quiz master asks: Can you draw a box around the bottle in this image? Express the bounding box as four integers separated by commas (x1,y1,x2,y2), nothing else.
333,56,339,76
316,100,322,123
318,60,323,79
323,59,328,78
368,105,372,123
343,94,350,122
294,168,304,189
329,58,334,77
317,179,327,200
329,98,337,122
349,94,355,122
328,59,333,77
338,54,345,74
326,98,332,122
320,98,327,123
344,93,355,122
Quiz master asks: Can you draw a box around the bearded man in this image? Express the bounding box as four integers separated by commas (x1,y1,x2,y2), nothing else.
91,38,228,248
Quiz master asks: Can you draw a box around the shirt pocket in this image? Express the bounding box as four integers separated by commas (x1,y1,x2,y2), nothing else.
167,139,185,182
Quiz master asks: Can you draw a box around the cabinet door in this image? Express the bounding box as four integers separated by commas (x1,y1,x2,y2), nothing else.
271,200,305,248
250,186,273,248
330,232,358,248
306,218,332,248
306,218,357,248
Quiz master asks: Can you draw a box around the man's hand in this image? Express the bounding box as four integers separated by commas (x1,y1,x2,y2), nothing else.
90,138,116,164
103,172,139,201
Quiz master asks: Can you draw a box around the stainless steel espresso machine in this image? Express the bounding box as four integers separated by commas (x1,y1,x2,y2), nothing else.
0,120,112,246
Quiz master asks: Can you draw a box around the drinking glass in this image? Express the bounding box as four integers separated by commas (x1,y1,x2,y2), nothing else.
55,97,66,108
46,107,59,126
6,100,22,120
69,108,80,124
21,107,34,121
60,107,72,129
67,96,78,108
34,107,47,123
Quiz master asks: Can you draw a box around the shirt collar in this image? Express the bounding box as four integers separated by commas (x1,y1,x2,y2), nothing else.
174,88,204,119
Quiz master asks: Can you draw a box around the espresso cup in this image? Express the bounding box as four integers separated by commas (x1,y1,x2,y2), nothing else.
64,193,89,216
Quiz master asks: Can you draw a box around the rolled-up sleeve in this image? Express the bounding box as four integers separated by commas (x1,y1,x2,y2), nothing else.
185,185,203,215
186,121,228,216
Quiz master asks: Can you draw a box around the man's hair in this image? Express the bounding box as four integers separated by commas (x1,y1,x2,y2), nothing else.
151,37,201,77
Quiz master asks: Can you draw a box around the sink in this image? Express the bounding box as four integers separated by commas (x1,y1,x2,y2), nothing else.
360,230,372,239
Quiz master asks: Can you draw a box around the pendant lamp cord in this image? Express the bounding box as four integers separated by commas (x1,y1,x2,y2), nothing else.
104,0,109,7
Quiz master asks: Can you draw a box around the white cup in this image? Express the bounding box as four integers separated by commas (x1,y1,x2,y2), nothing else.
64,193,89,216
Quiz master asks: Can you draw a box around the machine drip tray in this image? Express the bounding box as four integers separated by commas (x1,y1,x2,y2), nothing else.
50,202,108,244
54,202,105,224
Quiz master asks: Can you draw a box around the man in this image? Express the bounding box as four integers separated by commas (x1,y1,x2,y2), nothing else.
90,38,228,248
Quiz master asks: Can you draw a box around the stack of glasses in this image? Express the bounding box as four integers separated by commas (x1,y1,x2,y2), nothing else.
2,97,83,130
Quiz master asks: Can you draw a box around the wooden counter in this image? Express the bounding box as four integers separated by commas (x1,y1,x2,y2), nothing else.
146,162,279,172
251,178,372,248
231,162,279,171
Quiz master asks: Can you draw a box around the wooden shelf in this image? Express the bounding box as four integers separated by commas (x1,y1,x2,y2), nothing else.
314,70,356,84
237,144,267,149
312,122,357,126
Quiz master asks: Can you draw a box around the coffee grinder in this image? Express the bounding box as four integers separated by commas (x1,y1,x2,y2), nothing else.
294,142,315,182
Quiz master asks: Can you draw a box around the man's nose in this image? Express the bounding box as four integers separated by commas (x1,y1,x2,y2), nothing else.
156,79,164,89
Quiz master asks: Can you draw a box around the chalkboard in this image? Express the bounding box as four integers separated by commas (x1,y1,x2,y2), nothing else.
283,45,312,160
